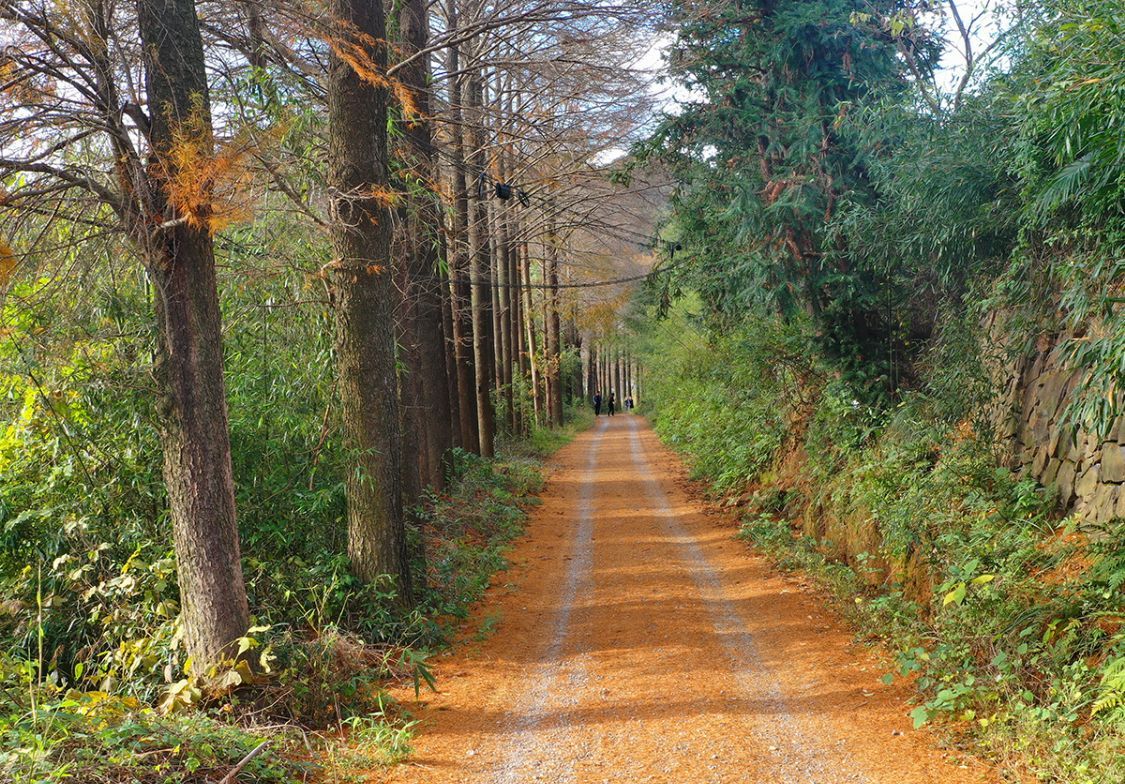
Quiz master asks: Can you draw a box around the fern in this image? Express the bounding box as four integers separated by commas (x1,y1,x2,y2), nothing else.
1092,655,1125,723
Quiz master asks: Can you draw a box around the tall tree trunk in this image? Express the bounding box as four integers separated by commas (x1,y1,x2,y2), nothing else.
466,71,496,456
138,0,250,672
565,317,581,405
600,348,609,399
391,227,422,507
439,232,462,450
545,212,563,427
492,90,516,434
507,216,521,433
325,0,411,600
395,331,423,503
615,348,623,403
495,182,514,436
489,219,504,403
594,341,603,400
445,8,479,453
521,240,541,425
622,351,627,401
398,0,453,491
510,209,525,434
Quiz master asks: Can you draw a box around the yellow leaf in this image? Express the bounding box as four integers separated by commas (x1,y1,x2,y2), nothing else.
943,582,967,606
0,237,16,288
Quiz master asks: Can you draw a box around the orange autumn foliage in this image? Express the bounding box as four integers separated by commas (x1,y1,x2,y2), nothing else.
368,184,403,209
0,237,17,289
158,101,254,235
1,56,52,104
327,22,419,120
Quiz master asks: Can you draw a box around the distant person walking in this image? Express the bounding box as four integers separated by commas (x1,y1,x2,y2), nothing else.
593,390,603,416
625,395,634,412
608,391,616,416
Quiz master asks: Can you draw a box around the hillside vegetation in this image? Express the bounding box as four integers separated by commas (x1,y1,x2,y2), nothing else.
632,0,1124,780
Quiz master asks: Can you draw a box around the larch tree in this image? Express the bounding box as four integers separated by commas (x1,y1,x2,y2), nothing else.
136,0,252,670
324,0,412,598
443,0,481,453
464,65,497,456
0,0,251,673
396,0,455,492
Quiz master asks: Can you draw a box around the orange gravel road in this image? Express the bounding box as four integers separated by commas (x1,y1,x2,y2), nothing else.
383,416,996,784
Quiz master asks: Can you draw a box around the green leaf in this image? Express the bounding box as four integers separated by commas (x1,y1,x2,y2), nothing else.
910,706,929,729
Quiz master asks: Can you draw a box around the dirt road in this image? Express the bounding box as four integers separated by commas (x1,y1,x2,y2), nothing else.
385,416,995,784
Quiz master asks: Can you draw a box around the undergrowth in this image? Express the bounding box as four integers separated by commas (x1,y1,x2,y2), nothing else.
0,433,559,783
640,309,1125,784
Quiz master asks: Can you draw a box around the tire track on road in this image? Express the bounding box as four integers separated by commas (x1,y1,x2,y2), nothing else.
623,416,871,784
488,418,607,784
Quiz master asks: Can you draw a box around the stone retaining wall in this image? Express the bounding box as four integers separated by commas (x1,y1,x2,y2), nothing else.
987,314,1125,524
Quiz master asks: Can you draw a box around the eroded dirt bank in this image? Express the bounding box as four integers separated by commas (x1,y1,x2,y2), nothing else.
383,416,996,784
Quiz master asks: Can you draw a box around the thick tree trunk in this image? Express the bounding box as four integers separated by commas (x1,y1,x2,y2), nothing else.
138,0,250,674
325,0,411,600
398,0,453,491
396,338,423,504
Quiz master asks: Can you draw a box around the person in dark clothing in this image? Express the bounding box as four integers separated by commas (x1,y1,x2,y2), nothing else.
608,391,616,416
625,396,634,411
593,390,602,416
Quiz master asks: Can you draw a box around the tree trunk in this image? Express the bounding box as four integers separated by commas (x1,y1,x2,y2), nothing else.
138,0,249,672
507,215,521,433
510,210,526,434
591,344,597,397
489,220,504,407
566,317,581,405
398,0,453,491
521,240,541,425
495,187,514,436
325,0,411,600
439,232,462,450
466,71,496,456
446,11,479,453
604,348,611,400
492,92,516,435
615,348,623,404
545,213,564,427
